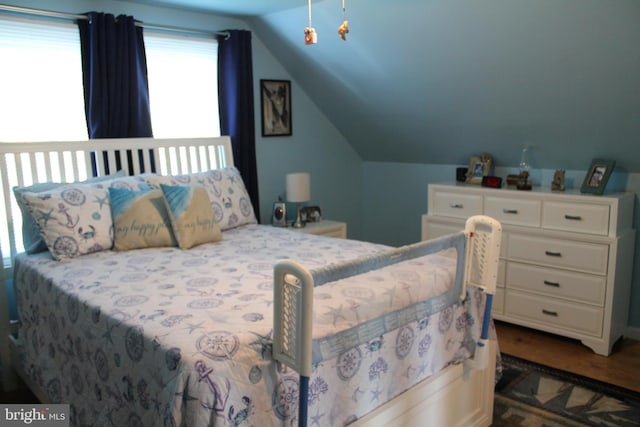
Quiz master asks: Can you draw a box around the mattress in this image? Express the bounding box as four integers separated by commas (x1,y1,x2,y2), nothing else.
13,224,485,426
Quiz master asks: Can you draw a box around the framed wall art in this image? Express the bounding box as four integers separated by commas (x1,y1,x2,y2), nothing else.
580,159,615,195
260,79,292,136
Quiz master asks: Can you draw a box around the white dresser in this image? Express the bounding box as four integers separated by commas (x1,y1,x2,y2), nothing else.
422,183,635,355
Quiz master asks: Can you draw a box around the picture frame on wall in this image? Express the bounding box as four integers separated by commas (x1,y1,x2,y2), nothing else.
260,79,292,137
580,159,615,195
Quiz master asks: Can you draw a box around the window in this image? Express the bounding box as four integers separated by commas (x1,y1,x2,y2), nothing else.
144,31,220,138
0,15,88,142
0,15,88,256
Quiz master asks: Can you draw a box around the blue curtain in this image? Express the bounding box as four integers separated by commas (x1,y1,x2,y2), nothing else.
218,30,260,220
78,12,153,173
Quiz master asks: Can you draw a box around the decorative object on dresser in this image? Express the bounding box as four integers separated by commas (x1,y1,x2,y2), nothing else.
456,167,468,182
506,174,520,187
481,176,502,188
580,158,615,195
466,153,493,184
551,169,565,192
517,146,532,190
286,172,311,228
423,183,636,356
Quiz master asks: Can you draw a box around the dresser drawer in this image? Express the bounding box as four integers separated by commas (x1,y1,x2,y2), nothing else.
507,262,606,305
506,291,603,337
431,191,482,219
508,234,609,275
485,196,541,227
542,201,610,236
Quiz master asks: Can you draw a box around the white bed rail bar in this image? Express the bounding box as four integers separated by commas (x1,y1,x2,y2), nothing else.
273,215,502,427
0,136,233,391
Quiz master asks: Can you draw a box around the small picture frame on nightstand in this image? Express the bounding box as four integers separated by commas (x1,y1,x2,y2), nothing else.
300,206,322,223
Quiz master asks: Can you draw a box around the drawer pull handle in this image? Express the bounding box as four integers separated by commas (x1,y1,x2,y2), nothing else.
564,214,582,221
545,251,562,257
503,208,518,214
449,203,463,209
543,280,560,287
542,309,558,317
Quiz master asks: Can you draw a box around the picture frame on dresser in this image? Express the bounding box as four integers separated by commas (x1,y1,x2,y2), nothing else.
466,154,492,184
300,205,322,223
580,159,615,195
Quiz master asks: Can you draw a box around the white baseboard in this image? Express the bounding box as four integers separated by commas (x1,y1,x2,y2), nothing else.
624,325,640,341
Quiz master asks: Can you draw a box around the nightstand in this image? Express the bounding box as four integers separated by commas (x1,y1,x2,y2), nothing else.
291,220,347,238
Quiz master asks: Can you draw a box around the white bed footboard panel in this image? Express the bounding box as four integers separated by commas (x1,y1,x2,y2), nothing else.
351,340,496,427
0,136,233,391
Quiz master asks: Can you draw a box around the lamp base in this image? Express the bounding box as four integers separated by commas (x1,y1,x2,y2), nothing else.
291,204,306,228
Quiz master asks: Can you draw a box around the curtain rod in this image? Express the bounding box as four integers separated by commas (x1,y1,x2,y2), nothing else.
0,4,230,39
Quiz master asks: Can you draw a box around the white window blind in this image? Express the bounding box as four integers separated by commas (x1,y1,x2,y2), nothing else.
0,15,88,142
144,31,221,138
0,15,88,256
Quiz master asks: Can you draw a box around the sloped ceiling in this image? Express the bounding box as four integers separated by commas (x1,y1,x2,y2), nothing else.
141,0,640,172
132,0,309,16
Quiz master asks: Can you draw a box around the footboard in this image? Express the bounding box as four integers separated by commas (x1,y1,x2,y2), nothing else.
272,214,502,427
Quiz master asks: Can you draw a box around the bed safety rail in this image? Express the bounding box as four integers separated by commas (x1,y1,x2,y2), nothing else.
273,214,502,427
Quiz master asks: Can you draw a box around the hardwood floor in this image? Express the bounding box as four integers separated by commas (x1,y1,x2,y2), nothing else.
495,320,640,393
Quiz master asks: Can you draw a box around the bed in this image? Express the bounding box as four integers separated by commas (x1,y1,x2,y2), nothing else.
0,136,500,427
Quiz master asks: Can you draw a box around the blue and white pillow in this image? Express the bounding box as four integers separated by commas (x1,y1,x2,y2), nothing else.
207,167,257,230
160,184,222,249
145,166,256,231
20,176,150,260
109,187,176,251
13,171,126,254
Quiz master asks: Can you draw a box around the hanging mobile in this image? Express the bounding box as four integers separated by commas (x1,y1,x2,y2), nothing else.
338,0,349,40
304,0,317,45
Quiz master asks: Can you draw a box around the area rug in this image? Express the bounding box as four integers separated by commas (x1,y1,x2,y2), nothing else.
493,354,640,427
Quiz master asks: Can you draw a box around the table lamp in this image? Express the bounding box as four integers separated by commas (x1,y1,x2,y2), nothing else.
286,172,310,228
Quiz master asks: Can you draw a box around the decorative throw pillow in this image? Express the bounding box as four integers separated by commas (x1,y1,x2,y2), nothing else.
160,184,222,249
13,170,126,254
208,167,257,231
146,167,257,231
109,187,177,251
19,176,151,260
21,185,114,260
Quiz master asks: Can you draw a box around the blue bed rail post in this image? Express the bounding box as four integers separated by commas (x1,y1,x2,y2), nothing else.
298,375,309,427
479,293,493,346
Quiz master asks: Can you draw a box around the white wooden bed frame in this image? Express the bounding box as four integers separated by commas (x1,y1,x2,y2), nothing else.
0,136,497,427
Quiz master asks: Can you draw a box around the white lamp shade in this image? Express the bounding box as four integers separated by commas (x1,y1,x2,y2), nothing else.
286,173,310,203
